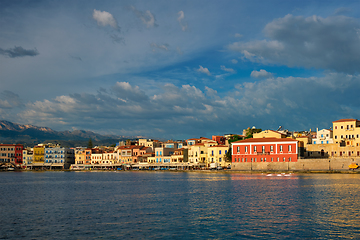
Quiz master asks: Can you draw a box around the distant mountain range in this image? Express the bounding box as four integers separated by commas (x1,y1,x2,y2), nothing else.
0,120,140,147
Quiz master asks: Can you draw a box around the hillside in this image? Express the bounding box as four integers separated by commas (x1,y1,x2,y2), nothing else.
0,120,137,147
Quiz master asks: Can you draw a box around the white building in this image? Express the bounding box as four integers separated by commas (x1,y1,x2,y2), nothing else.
312,128,333,144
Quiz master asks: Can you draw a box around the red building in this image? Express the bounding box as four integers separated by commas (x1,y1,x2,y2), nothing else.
0,144,24,165
231,138,298,163
212,135,225,145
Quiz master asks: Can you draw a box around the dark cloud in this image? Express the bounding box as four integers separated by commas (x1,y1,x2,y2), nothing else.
129,5,158,28
229,14,360,74
70,55,82,61
0,46,39,58
0,90,23,108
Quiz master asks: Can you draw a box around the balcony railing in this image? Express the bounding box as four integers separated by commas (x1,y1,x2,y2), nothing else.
257,152,270,155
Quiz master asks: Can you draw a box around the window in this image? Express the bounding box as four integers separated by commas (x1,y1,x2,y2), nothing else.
254,146,257,152
237,147,240,153
283,157,285,162
271,157,273,162
335,135,337,139
277,157,279,162
245,146,248,153
245,158,247,162
289,157,291,161
289,145,292,152
341,126,343,129
313,141,316,144
341,135,343,139
335,126,337,129
321,141,323,144
262,146,265,153
219,150,221,155
225,150,227,154
280,145,283,152
321,134,323,138
270,146,274,152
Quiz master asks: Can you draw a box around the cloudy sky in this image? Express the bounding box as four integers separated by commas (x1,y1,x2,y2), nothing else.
1,0,360,139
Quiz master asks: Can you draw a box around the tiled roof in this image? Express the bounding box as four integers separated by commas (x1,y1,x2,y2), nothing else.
332,119,359,123
232,137,298,144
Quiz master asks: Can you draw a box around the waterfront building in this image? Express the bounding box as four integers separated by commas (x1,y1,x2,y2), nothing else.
207,145,229,168
117,146,133,164
75,148,92,166
44,145,75,169
171,148,188,163
102,151,116,165
33,145,45,164
154,147,175,163
0,144,23,165
132,146,151,163
304,119,360,158
22,148,33,167
231,138,298,163
91,150,104,165
332,119,360,144
312,128,333,144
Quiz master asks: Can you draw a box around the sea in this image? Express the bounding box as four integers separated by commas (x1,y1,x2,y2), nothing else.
0,171,360,239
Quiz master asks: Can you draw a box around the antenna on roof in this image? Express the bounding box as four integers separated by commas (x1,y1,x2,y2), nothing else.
277,126,282,131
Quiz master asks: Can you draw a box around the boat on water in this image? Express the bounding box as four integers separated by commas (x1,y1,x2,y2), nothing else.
7,167,15,171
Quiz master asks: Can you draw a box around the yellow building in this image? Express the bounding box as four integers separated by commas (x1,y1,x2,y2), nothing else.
253,130,287,139
332,119,360,144
33,145,45,163
206,145,229,168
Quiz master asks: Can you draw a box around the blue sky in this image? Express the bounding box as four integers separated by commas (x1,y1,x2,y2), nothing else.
1,0,360,139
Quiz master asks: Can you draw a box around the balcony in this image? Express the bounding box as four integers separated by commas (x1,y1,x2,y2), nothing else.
257,152,270,155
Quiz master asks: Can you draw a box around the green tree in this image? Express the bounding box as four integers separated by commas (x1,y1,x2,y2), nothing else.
228,134,244,144
225,147,232,162
244,127,262,139
87,138,93,149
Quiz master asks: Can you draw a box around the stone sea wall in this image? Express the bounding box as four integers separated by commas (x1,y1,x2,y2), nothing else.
231,158,360,171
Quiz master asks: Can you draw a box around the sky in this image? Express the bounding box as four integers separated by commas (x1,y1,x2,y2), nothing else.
1,0,360,140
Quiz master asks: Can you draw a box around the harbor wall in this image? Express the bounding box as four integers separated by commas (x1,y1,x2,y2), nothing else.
231,158,360,171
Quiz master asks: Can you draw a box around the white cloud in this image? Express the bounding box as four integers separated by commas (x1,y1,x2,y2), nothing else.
196,65,211,76
92,9,119,29
177,11,188,31
234,33,243,38
11,72,360,138
251,69,273,78
231,59,238,64
221,65,235,73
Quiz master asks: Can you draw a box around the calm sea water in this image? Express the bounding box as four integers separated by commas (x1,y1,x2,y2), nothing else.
0,171,360,239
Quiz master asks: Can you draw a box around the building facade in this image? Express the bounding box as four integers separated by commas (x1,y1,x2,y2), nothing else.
0,144,23,165
232,138,298,163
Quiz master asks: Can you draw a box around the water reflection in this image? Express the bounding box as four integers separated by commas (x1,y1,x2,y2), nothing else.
0,172,360,239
